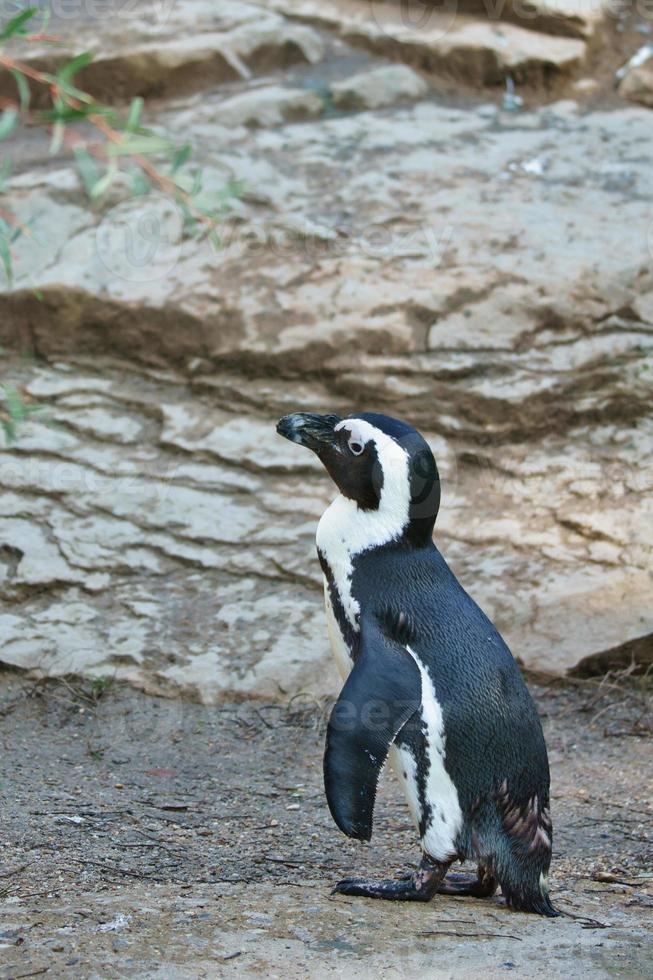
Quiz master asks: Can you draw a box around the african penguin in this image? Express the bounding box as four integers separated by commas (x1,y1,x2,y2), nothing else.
276,411,557,916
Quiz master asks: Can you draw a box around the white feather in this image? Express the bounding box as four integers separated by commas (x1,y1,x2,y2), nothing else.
316,418,410,634
324,585,353,680
407,645,463,860
317,420,461,859
389,744,422,833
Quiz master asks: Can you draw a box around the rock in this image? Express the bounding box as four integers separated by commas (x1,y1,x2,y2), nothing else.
215,86,325,127
330,64,428,110
0,2,325,104
1,2,652,699
427,282,535,351
257,0,587,85
418,19,586,85
571,631,653,677
632,290,653,323
158,403,323,472
572,76,600,95
1,342,651,697
618,63,653,108
460,0,610,42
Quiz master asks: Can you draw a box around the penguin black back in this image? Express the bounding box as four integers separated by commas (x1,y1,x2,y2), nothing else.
277,410,557,916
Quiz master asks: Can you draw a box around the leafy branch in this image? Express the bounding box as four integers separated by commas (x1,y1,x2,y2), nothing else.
0,381,43,443
0,6,240,285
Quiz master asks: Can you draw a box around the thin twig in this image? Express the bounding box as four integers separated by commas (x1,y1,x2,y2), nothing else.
556,905,609,929
418,930,522,941
9,969,49,979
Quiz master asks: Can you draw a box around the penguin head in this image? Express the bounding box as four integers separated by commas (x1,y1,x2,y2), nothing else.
276,411,440,544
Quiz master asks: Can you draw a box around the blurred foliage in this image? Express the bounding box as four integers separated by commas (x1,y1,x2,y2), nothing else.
0,6,240,285
0,6,241,443
0,380,42,443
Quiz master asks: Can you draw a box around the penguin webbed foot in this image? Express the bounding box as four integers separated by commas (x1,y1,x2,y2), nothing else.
332,857,449,902
437,867,498,898
332,876,433,902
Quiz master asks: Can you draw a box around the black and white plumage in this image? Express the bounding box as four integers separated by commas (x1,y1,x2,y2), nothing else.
277,411,557,916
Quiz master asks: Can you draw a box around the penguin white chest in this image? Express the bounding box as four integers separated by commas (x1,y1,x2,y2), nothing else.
323,584,354,681
316,495,363,631
316,493,363,682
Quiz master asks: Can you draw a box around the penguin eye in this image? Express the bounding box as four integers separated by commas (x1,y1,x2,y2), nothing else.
348,439,365,456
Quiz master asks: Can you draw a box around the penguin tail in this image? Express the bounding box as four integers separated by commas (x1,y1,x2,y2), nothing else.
493,840,558,917
492,783,558,917
501,880,560,917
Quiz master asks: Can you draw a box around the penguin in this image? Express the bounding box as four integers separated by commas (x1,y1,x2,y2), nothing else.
276,411,558,916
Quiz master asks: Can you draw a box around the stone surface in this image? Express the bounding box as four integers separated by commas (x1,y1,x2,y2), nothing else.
214,85,325,127
459,0,610,41
2,0,602,111
330,64,429,109
1,1,652,699
0,1,325,104
258,0,588,84
0,342,651,697
619,62,653,108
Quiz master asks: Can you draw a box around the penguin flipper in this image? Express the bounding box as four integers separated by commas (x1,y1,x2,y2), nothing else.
323,616,422,841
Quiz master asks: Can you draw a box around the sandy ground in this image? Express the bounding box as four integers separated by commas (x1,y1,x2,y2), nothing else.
0,670,651,979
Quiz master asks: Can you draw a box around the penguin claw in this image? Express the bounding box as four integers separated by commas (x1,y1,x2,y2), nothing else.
332,876,365,895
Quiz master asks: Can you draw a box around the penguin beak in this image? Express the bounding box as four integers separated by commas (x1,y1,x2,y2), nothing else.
276,412,341,452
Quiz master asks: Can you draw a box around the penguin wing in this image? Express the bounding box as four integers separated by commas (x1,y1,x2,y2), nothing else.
323,616,422,841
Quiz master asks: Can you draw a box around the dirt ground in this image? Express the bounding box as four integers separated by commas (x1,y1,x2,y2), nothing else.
0,670,651,979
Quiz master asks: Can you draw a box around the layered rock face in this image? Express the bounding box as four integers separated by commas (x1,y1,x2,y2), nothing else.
0,0,651,699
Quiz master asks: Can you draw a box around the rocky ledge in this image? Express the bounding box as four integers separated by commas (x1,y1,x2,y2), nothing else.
0,0,651,700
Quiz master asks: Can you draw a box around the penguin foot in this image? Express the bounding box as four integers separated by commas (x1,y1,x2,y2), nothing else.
437,865,498,899
332,857,449,902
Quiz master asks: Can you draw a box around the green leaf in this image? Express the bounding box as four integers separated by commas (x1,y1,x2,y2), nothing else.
221,179,243,201
56,80,95,105
90,160,117,200
177,198,195,232
57,51,94,85
2,419,17,444
191,192,219,216
130,167,150,197
0,109,17,140
190,168,202,197
49,120,65,155
1,385,42,444
74,147,99,199
170,142,191,175
10,69,30,111
0,8,37,42
5,386,25,423
126,96,144,132
0,232,13,285
41,102,113,124
3,385,42,426
105,134,174,157
40,105,86,123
